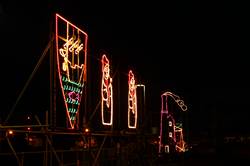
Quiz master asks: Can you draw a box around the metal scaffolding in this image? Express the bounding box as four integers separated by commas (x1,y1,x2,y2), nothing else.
0,33,158,165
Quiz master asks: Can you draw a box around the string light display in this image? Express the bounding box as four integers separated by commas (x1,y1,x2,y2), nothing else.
55,13,88,129
159,91,187,153
128,70,137,129
101,54,113,126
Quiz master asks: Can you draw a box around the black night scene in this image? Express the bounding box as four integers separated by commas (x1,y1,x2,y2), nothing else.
1,1,250,165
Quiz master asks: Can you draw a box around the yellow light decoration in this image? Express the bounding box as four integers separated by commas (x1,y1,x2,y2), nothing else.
174,125,186,152
55,13,88,129
128,70,137,129
101,54,113,126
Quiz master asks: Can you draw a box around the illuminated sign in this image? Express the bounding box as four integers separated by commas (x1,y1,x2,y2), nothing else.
128,70,137,129
159,91,187,153
101,54,113,126
55,13,88,129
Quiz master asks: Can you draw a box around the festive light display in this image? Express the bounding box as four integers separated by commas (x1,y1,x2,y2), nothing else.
159,91,187,153
55,13,88,129
128,70,137,129
101,54,113,125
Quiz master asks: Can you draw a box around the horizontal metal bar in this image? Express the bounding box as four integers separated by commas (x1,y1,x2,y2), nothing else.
0,125,48,128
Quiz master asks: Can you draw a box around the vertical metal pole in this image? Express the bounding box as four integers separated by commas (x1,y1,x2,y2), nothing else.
44,110,48,166
143,86,146,130
49,15,55,166
76,151,80,166
49,18,56,130
83,50,89,129
136,84,145,130
49,18,53,130
117,70,121,129
6,136,21,166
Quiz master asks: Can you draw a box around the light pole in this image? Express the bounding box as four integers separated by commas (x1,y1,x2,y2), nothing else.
136,84,146,130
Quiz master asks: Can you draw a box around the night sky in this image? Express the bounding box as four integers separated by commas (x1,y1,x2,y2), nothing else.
1,1,250,137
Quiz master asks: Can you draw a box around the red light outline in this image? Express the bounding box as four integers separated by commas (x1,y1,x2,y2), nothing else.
101,54,113,126
55,13,88,129
128,70,137,129
159,91,187,153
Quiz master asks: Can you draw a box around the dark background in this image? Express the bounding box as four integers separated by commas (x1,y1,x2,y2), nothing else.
1,1,250,140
